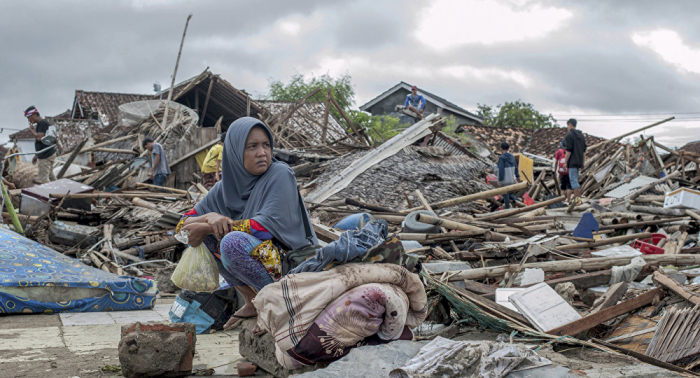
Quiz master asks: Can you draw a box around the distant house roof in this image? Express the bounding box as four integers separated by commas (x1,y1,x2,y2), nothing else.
159,69,267,128
359,82,484,124
680,140,700,155
9,128,34,141
459,124,609,158
71,90,152,130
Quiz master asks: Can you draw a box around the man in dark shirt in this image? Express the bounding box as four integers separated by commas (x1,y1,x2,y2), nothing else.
562,118,587,204
24,106,56,184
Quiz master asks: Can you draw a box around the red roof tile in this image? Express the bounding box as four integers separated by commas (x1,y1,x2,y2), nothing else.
680,140,700,154
459,125,608,158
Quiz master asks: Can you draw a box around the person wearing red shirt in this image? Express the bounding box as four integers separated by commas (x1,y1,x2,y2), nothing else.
555,142,572,203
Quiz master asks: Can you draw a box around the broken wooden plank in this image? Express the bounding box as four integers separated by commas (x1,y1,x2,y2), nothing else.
547,288,663,337
588,282,628,315
57,138,88,179
463,280,497,297
312,223,340,242
653,270,700,306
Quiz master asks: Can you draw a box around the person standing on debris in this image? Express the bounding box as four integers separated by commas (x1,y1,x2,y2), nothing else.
143,138,171,186
555,141,572,203
201,132,226,189
497,142,520,209
176,117,317,331
24,106,57,184
562,118,587,205
404,85,426,117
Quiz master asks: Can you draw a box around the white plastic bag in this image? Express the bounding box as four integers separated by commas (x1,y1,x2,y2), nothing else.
171,244,220,292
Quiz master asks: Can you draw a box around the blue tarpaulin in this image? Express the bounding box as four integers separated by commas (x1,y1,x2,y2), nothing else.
0,227,156,314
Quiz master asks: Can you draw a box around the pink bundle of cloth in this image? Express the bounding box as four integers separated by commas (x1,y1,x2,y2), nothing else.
253,263,428,369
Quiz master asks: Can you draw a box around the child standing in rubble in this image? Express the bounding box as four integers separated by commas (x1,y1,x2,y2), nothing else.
555,141,572,204
497,142,520,209
176,117,317,330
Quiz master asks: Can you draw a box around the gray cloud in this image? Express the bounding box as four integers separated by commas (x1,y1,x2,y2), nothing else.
1,0,700,148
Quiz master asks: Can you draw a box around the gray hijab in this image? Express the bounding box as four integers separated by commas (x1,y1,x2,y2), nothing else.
194,117,317,250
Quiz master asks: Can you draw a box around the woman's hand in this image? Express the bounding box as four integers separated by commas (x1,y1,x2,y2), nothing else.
205,213,235,240
181,223,212,247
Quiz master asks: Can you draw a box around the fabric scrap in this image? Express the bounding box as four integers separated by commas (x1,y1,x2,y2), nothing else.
389,337,551,378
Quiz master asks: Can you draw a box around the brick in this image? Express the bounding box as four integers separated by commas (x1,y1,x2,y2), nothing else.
118,322,196,378
237,361,257,377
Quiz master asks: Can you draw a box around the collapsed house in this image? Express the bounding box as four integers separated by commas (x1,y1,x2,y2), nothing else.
4,76,700,377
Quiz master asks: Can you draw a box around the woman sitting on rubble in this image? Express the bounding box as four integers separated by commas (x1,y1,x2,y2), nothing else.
176,117,317,329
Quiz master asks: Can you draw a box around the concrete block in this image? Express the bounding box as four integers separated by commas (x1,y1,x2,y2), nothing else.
155,265,179,293
238,319,317,378
118,322,196,378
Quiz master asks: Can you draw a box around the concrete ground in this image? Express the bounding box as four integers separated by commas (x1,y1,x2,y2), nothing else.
0,297,246,378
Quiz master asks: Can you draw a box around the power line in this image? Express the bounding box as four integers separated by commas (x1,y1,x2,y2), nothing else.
555,118,700,123
552,111,700,117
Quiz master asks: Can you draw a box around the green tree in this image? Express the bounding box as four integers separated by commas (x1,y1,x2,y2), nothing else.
477,100,557,130
266,73,400,142
267,73,355,110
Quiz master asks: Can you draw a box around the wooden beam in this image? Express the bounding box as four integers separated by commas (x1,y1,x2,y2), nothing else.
653,270,700,306
313,223,340,242
547,288,663,337
541,270,612,290
57,138,88,179
463,280,496,296
199,77,216,126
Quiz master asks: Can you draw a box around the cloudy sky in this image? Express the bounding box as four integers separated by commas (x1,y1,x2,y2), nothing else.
2,0,699,147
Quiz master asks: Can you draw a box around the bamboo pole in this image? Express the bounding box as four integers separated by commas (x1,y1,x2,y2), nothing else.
1,182,23,235
556,232,651,251
402,181,528,213
135,182,189,194
628,205,686,217
599,216,687,230
161,14,193,131
443,254,700,282
479,196,565,221
589,117,675,150
415,213,487,234
50,192,184,199
81,135,138,153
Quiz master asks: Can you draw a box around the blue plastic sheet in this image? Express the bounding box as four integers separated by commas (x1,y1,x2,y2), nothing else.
0,227,156,314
